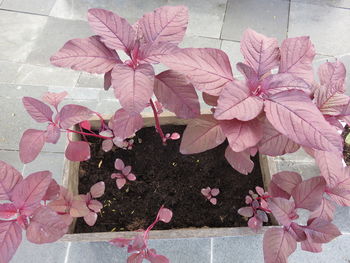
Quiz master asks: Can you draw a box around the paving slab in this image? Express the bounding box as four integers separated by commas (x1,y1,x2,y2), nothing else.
0,61,23,84
292,0,350,9
0,0,56,15
289,2,350,56
0,150,23,172
221,0,289,43
0,84,48,99
220,40,243,77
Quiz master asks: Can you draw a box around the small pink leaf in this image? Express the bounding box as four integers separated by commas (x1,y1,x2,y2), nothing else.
87,8,135,52
202,92,218,106
88,200,103,212
46,124,61,144
214,80,263,121
139,6,188,44
238,206,254,217
225,147,254,175
241,29,280,78
59,104,94,129
65,141,90,161
209,198,217,205
0,160,22,200
292,176,326,211
50,36,121,74
90,181,105,198
122,166,132,176
117,178,127,189
179,115,225,154
19,129,46,164
112,64,155,114
129,234,147,252
99,130,113,138
26,206,68,244
268,197,296,227
146,251,169,263
255,186,265,196
0,221,22,263
0,203,17,219
80,120,91,130
160,48,233,96
158,207,173,223
170,133,180,140
109,109,144,140
154,70,200,119
47,186,72,214
42,179,60,201
12,171,52,216
70,195,90,217
42,91,68,109
84,211,98,226
201,187,211,197
309,197,335,222
263,228,297,263
114,158,125,170
271,171,302,197
102,139,113,152
304,218,341,243
264,90,342,153
127,252,144,263
318,61,346,94
279,36,315,84
22,97,53,123
211,188,220,197
110,237,132,248
127,173,136,181
248,216,262,232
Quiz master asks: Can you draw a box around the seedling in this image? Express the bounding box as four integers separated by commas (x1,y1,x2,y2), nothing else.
111,158,137,189
201,187,220,205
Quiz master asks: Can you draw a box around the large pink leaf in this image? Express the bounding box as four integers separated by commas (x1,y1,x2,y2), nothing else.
11,171,52,216
160,48,233,96
314,150,343,187
291,176,326,211
304,218,341,243
309,197,335,222
314,85,349,115
19,129,46,164
65,141,91,161
87,8,135,52
26,206,68,244
263,228,296,263
263,73,311,96
279,36,315,84
264,90,342,153
0,203,17,220
90,181,105,198
0,221,22,263
240,29,279,78
179,115,225,154
215,80,263,121
258,120,299,156
0,161,22,200
271,171,302,197
109,109,144,140
288,222,306,242
45,124,61,144
220,119,262,152
139,6,188,45
42,179,60,201
318,61,346,94
22,97,53,123
59,104,94,129
42,91,68,109
269,181,290,200
224,147,254,175
301,235,323,253
139,42,180,64
50,36,121,74
326,171,350,206
268,197,296,227
154,70,200,119
112,63,154,114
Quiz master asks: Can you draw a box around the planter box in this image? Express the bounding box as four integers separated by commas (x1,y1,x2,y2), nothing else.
60,113,276,242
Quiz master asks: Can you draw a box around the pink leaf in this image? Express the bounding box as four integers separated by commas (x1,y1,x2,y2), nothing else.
268,197,296,227
47,186,72,214
26,206,68,244
87,8,135,52
211,188,220,196
314,150,343,187
225,147,254,175
139,6,188,44
304,218,341,243
292,176,326,210
19,129,46,164
179,115,225,154
127,173,137,181
220,119,262,152
122,166,132,176
146,251,169,263
59,104,94,129
90,181,105,198
112,64,155,114
129,234,147,252
50,36,121,74
65,141,90,161
12,171,52,216
104,70,112,90
271,171,302,196
309,197,335,222
314,85,349,115
160,48,233,96
318,61,346,94
209,198,217,205
258,119,300,156
46,124,61,144
0,221,22,263
114,158,125,170
70,195,90,217
102,139,113,152
42,179,60,201
263,228,297,263
154,70,200,119
288,222,307,242
248,216,262,232
88,200,103,212
42,91,68,109
236,62,258,81
84,211,98,226
240,29,280,78
158,207,173,223
269,181,290,199
201,187,211,198
327,183,350,206
139,42,180,64
109,109,144,140
22,97,53,123
0,203,17,219
279,36,315,84
264,90,342,153
202,92,218,106
301,235,323,253
0,160,22,200
127,253,144,263
117,178,127,189
110,237,132,248
214,80,263,121
80,120,91,130
255,186,265,196
263,73,311,96
238,206,254,217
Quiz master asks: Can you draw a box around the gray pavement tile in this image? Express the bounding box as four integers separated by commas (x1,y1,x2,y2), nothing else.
220,40,243,77
292,0,350,9
221,0,289,43
0,61,22,84
180,35,221,49
333,206,350,233
0,10,47,63
26,17,92,67
0,150,23,172
49,0,227,38
1,0,56,15
289,2,350,56
76,72,104,89
0,84,48,99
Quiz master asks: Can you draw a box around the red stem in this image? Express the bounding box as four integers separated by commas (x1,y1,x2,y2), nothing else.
149,99,166,144
66,129,112,140
93,111,107,131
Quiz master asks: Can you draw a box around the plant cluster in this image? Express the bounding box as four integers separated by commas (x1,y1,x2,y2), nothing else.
0,4,349,263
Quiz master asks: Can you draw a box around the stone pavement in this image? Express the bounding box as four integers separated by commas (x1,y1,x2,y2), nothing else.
0,0,350,262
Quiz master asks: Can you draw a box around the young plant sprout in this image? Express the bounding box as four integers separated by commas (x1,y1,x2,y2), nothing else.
111,158,137,189
201,187,220,205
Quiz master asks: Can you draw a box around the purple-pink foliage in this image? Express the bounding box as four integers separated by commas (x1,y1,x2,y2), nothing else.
111,158,137,189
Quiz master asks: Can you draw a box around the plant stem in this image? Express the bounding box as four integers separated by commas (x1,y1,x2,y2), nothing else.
66,129,112,140
149,99,166,144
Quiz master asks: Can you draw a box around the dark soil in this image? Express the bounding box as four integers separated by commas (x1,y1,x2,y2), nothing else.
75,125,265,233
343,125,350,165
